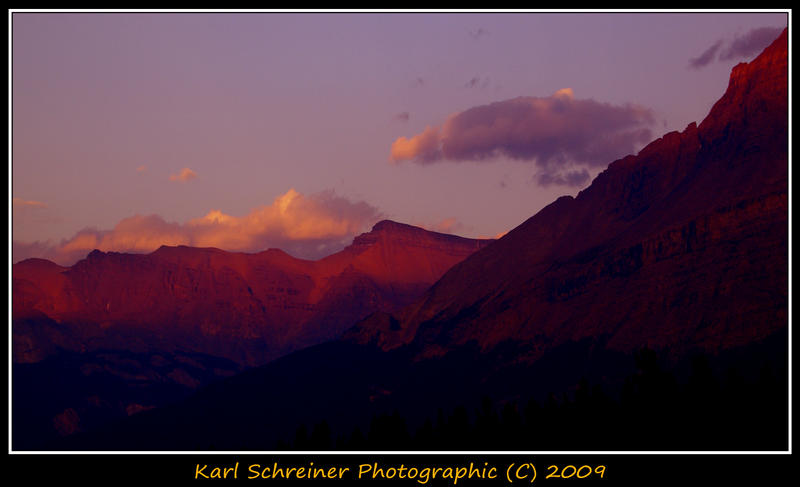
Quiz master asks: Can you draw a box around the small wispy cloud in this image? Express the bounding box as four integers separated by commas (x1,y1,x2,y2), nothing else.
12,197,47,209
393,112,410,123
719,26,784,61
535,168,591,188
688,39,723,69
469,27,489,40
136,165,148,174
169,167,198,183
688,26,783,70
423,217,466,235
464,76,490,90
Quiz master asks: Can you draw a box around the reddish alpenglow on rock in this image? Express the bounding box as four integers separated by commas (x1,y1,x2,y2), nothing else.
13,221,492,366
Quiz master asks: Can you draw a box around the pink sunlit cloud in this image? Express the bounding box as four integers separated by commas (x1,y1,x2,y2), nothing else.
13,189,383,265
169,167,198,182
12,197,48,209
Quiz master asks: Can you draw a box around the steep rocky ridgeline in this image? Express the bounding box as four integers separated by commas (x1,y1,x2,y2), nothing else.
346,29,788,364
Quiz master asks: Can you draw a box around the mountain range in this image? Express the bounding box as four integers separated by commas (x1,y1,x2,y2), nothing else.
13,28,788,451
12,221,491,447
14,220,492,366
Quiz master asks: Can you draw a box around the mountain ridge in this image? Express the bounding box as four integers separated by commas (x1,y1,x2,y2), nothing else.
13,219,494,366
345,28,788,362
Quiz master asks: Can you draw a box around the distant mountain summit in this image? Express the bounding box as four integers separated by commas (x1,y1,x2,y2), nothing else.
13,220,493,366
347,28,788,361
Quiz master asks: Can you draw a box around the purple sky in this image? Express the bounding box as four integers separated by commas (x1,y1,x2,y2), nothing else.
11,12,788,264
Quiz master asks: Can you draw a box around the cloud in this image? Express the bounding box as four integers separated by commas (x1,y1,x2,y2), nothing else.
389,88,654,182
477,230,507,240
414,217,500,238
469,28,489,40
689,27,783,69
13,240,65,263
465,76,490,89
169,167,198,182
475,229,506,240
12,197,47,209
419,217,467,235
13,189,383,266
720,26,783,61
136,165,148,174
390,126,442,163
688,39,723,69
535,168,591,188
393,112,410,123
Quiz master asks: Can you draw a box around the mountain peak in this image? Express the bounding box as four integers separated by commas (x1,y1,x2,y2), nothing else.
349,220,494,254
371,219,411,232
698,27,787,144
12,257,68,276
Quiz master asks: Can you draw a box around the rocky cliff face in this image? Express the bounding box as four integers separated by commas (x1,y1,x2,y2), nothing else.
13,221,492,366
346,29,788,363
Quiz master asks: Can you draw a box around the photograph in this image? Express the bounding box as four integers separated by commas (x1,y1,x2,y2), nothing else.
8,8,791,484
